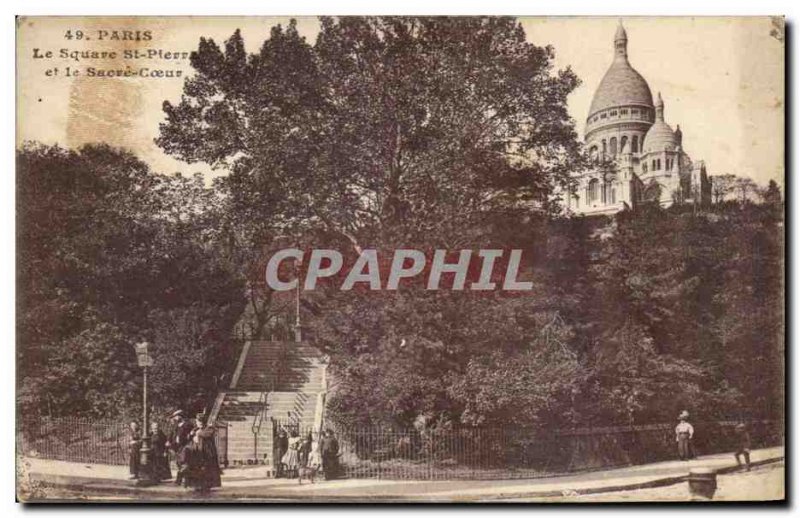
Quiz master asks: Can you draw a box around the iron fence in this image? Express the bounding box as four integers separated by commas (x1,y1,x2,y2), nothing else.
278,419,782,480
19,416,229,467
19,416,781,480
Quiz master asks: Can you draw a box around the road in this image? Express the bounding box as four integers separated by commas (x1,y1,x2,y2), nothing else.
499,461,785,502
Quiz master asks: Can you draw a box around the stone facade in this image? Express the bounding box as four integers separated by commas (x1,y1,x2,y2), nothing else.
566,22,710,216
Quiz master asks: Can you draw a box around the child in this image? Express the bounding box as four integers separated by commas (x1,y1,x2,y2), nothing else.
281,430,301,478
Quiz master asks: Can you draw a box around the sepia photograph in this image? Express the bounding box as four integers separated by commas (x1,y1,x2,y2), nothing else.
14,14,785,503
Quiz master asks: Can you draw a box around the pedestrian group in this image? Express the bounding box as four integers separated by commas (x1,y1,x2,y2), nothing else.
129,411,342,492
276,426,340,483
128,410,222,493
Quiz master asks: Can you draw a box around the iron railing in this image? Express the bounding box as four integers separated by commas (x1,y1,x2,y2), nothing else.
19,416,781,479
280,419,783,480
19,416,228,468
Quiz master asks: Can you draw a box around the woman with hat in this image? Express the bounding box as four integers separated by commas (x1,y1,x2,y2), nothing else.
675,410,694,461
186,412,222,493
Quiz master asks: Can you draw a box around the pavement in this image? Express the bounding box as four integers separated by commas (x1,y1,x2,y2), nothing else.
17,446,784,502
500,460,786,502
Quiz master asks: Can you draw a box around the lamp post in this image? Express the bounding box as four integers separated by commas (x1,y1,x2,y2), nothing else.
294,256,303,343
134,341,155,486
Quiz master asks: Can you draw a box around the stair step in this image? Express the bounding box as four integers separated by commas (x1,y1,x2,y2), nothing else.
212,340,325,461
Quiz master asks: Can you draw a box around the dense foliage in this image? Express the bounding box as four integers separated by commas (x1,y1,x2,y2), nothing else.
313,203,783,429
167,18,779,431
17,17,784,433
17,144,245,419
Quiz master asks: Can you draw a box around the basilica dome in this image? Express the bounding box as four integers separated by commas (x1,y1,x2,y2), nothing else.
588,24,654,117
642,93,679,153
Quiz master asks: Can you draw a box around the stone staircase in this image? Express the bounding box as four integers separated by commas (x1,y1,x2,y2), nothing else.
211,340,326,467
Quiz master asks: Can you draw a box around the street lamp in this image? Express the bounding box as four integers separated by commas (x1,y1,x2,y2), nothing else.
134,341,155,486
294,256,303,342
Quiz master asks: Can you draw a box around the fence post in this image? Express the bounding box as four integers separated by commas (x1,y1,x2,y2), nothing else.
377,427,381,480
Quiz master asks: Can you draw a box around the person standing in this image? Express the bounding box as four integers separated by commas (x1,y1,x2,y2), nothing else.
128,422,142,480
169,410,193,486
320,428,340,480
307,431,322,471
282,430,301,478
734,422,752,471
150,421,172,481
187,413,222,493
298,432,313,469
675,410,694,461
275,428,289,478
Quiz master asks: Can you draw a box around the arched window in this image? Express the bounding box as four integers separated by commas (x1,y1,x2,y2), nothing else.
602,180,614,204
610,137,618,156
620,136,628,153
587,179,599,204
589,145,598,161
632,135,639,153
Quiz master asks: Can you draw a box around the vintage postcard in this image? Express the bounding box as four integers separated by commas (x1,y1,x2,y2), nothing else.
15,16,785,503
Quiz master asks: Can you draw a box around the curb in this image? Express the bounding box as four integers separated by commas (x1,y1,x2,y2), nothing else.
473,456,784,502
24,456,784,502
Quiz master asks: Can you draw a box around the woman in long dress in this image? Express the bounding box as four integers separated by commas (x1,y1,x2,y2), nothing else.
150,421,172,481
186,413,222,492
128,422,142,480
320,429,340,480
281,430,301,478
307,431,322,470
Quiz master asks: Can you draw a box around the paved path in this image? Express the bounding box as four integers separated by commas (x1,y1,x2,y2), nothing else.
18,446,784,502
500,461,785,502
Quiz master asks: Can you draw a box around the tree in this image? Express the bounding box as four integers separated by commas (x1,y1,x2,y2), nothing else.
158,17,583,250
733,176,759,205
156,17,589,429
153,17,784,430
17,143,245,418
448,312,584,428
711,174,737,204
761,179,782,205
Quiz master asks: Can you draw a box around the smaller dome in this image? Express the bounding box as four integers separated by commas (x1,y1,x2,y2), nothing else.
642,93,678,154
642,122,677,153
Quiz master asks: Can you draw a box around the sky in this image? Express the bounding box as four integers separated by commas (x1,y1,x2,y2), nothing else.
17,16,784,187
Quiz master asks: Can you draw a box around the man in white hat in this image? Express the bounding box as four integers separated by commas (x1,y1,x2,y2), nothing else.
675,410,694,461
